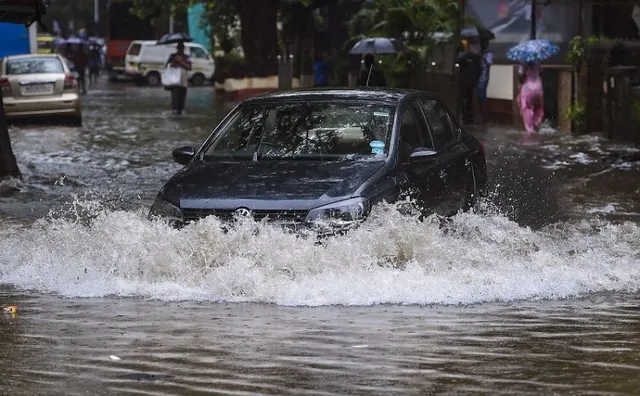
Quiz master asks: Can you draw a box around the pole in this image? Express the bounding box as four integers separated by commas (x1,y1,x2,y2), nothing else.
94,0,99,24
530,0,536,40
169,14,174,34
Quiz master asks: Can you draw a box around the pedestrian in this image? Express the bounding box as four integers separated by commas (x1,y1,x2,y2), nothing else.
166,41,192,115
72,44,88,94
456,40,482,124
88,44,101,86
62,43,76,73
313,53,329,87
476,38,493,124
517,61,544,133
357,54,386,87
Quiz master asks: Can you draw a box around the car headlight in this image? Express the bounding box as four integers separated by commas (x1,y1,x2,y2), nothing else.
305,197,371,227
148,198,182,222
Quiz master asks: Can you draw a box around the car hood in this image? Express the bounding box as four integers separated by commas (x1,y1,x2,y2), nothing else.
164,159,386,210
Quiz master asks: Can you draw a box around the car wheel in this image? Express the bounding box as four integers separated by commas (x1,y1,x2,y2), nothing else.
191,73,205,87
146,72,161,87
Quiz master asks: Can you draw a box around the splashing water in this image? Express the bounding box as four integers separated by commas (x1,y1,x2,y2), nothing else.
0,198,639,307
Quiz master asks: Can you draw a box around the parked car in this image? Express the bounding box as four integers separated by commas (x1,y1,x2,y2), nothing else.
149,88,487,234
1,54,82,125
124,40,216,86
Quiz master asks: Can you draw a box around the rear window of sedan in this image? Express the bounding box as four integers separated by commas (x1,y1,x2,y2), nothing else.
5,57,65,75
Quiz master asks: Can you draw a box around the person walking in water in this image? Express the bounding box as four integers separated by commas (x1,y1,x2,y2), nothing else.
72,44,88,95
88,44,102,87
517,61,544,133
166,41,192,115
357,54,386,87
457,40,482,125
476,38,493,124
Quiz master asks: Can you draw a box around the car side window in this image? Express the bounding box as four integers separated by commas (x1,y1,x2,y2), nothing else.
208,108,264,156
190,47,208,59
397,104,427,162
419,98,456,151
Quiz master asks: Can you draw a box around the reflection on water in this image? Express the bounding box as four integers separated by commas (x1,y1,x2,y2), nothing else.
1,82,640,395
1,289,639,395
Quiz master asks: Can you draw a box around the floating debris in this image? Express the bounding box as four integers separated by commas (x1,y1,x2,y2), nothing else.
3,305,17,314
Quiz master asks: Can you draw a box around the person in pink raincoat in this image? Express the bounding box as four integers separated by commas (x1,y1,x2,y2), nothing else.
517,61,544,133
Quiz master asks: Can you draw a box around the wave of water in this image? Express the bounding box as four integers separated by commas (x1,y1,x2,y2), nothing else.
0,198,639,306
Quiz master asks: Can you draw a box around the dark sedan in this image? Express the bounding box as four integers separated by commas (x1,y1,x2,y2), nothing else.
149,88,487,233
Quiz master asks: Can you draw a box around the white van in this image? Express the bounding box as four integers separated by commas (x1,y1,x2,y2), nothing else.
124,40,216,86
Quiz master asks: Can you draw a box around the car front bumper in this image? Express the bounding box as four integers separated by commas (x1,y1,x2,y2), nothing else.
3,93,81,118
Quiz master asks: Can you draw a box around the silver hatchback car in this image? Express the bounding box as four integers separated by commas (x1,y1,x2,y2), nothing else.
1,54,82,125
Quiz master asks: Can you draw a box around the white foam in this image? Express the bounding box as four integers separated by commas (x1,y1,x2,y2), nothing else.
0,199,639,307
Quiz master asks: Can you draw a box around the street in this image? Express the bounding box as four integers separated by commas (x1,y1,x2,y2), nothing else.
2,81,640,227
0,81,639,395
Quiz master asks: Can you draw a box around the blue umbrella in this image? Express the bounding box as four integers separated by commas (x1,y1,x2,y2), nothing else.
506,39,560,63
59,36,89,45
349,37,408,55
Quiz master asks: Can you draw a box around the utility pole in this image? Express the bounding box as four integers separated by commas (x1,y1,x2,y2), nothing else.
169,14,174,33
94,0,99,23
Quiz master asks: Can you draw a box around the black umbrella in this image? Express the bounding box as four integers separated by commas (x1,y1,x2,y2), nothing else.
156,32,192,45
461,26,495,40
349,37,408,87
349,37,409,55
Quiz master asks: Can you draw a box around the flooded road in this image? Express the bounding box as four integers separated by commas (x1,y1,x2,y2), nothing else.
1,81,639,395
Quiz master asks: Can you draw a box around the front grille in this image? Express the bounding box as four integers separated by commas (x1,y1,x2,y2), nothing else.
182,208,308,224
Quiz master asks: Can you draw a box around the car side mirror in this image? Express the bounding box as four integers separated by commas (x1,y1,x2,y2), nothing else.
172,146,195,165
409,148,437,161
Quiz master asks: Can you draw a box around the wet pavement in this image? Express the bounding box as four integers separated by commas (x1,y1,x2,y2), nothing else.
1,80,639,395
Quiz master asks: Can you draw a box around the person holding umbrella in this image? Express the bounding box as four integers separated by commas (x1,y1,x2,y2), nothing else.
165,39,192,115
357,54,386,87
507,39,559,133
348,37,407,87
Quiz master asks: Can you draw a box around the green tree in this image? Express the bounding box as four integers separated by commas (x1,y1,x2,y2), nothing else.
347,0,469,87
132,0,280,77
349,0,462,62
41,0,105,36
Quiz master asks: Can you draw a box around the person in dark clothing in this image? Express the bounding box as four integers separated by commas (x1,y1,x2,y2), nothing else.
72,44,88,94
166,42,192,115
88,44,101,86
357,54,386,87
457,40,482,124
313,53,329,87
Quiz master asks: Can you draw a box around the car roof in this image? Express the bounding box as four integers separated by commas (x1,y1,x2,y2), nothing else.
3,54,63,61
241,87,433,106
135,41,204,48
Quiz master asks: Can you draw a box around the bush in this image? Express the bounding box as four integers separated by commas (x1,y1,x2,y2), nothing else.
214,53,246,84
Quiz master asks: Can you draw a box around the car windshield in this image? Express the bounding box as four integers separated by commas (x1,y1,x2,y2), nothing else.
203,101,395,160
6,57,64,75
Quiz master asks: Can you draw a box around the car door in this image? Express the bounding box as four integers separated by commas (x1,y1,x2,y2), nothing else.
418,97,468,215
396,100,443,214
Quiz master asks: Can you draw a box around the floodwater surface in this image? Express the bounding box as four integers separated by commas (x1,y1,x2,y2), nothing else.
1,81,639,395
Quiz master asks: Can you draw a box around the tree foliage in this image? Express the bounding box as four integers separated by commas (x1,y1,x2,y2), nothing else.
349,0,461,61
347,0,470,87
